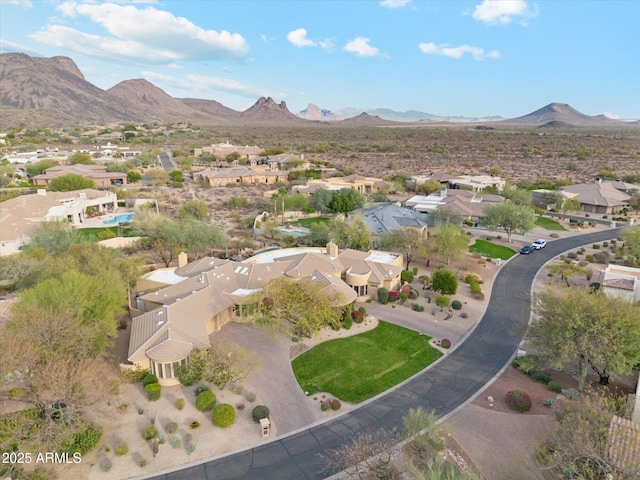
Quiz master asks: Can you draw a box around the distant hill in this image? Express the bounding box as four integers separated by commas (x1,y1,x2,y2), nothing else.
238,97,307,125
298,103,337,121
501,102,623,126
337,112,400,126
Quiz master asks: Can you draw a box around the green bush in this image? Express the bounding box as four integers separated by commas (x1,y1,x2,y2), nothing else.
401,270,414,283
435,295,450,308
144,383,161,401
115,443,128,456
358,306,367,315
440,338,452,349
59,422,103,455
342,316,353,329
212,404,235,428
547,380,562,393
320,400,331,411
529,370,551,384
166,421,178,434
252,405,270,423
195,390,217,411
142,374,158,386
143,425,157,440
331,399,341,410
174,398,185,410
505,390,532,413
451,300,462,310
512,355,540,374
411,303,424,312
377,287,389,304
431,269,458,295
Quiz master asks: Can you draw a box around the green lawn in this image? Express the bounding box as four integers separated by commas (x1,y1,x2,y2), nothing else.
74,227,135,242
536,216,566,231
468,239,516,260
291,320,442,403
284,216,330,227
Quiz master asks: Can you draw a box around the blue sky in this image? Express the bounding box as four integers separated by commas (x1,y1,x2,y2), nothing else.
1,0,639,119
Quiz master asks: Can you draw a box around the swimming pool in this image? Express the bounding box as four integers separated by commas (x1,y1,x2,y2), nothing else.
279,228,309,237
103,213,134,225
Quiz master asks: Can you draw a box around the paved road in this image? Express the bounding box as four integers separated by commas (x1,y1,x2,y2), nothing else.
159,151,177,172
146,228,622,480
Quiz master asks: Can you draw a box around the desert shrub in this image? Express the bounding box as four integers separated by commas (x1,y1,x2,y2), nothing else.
451,300,462,310
563,388,580,400
115,443,128,456
401,270,414,283
469,279,482,294
342,316,352,329
593,252,609,263
166,421,178,434
542,398,556,407
172,438,182,449
460,312,468,318
144,383,161,401
411,303,424,312
121,367,150,383
320,401,331,411
435,295,450,308
399,292,408,303
244,391,257,402
194,385,210,397
592,243,600,249
377,287,389,304
512,355,540,374
189,421,201,429
59,421,103,455
330,399,341,410
567,252,578,260
143,425,157,440
549,232,560,238
137,457,147,467
471,291,485,301
547,380,562,393
142,374,158,386
529,370,551,384
186,443,196,454
99,457,112,472
431,269,458,295
358,306,367,315
195,390,217,411
174,398,185,410
236,403,245,411
440,338,451,349
252,405,270,422
505,390,532,413
212,404,235,428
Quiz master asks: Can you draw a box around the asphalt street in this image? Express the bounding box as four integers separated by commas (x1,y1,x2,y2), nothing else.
145,227,622,480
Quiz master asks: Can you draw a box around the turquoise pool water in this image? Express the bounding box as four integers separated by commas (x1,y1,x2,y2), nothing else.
103,213,134,225
279,228,309,237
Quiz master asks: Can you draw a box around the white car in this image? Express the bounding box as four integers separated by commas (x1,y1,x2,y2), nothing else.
532,239,547,250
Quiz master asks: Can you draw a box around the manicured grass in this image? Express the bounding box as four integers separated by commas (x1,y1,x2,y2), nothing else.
536,216,566,231
74,227,134,242
468,239,516,260
291,320,442,403
285,216,330,227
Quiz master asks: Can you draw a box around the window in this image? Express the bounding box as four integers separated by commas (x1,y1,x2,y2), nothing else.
353,285,368,296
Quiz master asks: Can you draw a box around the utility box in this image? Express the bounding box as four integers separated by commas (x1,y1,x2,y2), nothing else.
259,418,270,438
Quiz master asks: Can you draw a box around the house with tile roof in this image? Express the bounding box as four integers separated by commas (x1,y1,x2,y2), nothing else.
607,416,640,476
292,175,392,196
350,202,433,238
405,188,504,224
602,265,640,304
32,164,127,188
560,179,638,214
128,243,404,385
194,166,289,186
0,189,117,255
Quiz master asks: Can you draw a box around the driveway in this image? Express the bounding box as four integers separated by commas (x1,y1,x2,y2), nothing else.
143,227,623,480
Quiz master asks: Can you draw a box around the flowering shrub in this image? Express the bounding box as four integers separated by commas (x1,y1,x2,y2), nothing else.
353,310,365,323
505,390,532,413
331,399,341,410
440,338,452,349
401,283,412,295
389,291,399,301
320,401,331,411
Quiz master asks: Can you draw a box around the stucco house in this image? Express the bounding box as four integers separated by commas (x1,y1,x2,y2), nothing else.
602,265,640,304
32,164,127,188
293,175,392,195
405,188,504,224
0,189,117,255
560,180,637,214
350,202,432,238
407,173,505,192
194,167,289,187
127,243,404,385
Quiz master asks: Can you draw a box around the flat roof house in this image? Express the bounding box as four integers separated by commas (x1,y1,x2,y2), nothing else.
128,243,403,385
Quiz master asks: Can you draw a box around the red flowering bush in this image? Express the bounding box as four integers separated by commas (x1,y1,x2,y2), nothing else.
440,338,452,349
505,390,532,413
353,310,365,323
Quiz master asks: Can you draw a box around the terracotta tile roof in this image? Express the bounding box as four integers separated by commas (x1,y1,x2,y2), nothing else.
608,416,640,476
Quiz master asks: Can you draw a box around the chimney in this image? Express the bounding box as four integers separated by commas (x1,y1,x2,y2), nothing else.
326,242,338,258
440,187,447,197
178,252,188,268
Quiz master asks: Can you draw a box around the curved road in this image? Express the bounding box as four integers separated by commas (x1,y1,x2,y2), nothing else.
147,228,622,480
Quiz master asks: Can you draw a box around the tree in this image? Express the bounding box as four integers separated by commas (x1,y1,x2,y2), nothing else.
547,263,589,286
431,269,458,295
228,195,250,209
169,169,185,183
310,189,334,215
179,199,209,221
628,193,640,214
430,207,464,227
328,214,372,251
538,390,634,479
26,159,58,176
146,168,170,186
556,196,583,219
483,200,536,242
415,179,443,195
69,151,95,165
622,225,640,260
48,173,95,191
26,219,82,255
127,170,142,183
530,287,640,391
272,187,288,225
328,188,365,216
429,222,469,265
379,227,428,270
204,343,260,389
500,182,532,205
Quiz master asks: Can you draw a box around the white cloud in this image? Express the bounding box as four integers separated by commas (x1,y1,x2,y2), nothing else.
0,38,40,54
471,0,538,26
603,112,620,119
287,28,334,50
30,2,248,64
344,37,380,58
287,28,317,47
380,0,411,9
3,0,32,9
141,70,285,100
419,42,500,60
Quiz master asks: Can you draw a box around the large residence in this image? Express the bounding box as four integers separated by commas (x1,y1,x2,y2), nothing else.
292,175,392,195
602,265,640,304
127,243,404,385
0,189,117,255
194,166,289,187
350,202,432,238
407,173,506,193
559,179,638,214
32,164,127,188
405,188,504,223
194,142,263,159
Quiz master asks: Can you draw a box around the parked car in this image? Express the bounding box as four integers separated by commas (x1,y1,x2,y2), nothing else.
532,239,547,250
520,245,535,255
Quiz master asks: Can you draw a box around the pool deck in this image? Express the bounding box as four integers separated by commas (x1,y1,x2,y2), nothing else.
75,208,132,229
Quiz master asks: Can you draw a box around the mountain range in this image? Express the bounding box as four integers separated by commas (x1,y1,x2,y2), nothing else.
0,53,634,128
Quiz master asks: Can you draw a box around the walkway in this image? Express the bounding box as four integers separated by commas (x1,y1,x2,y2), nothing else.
143,228,622,480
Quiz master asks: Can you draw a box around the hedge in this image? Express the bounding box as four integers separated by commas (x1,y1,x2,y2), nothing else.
144,383,161,401
195,390,217,411
377,287,389,304
212,404,235,428
142,374,158,386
